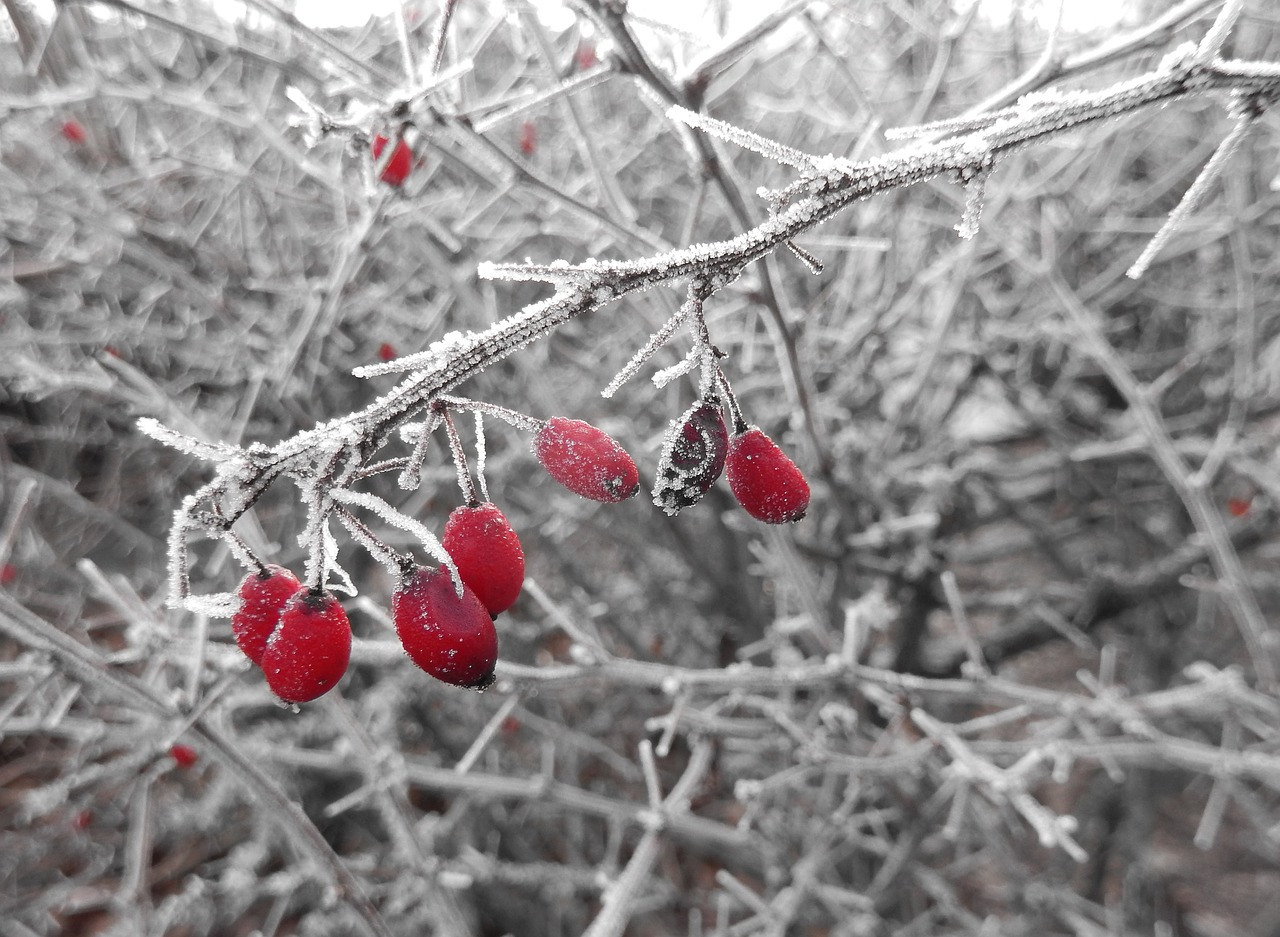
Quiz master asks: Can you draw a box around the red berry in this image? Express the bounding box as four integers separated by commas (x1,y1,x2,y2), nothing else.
0,563,16,585
575,42,598,70
61,119,86,144
653,399,728,515
378,341,397,362
534,417,640,503
169,744,198,769
725,427,810,524
393,566,498,689
372,133,413,187
519,120,537,156
442,503,525,615
73,809,93,830
231,565,301,666
1227,497,1251,518
261,588,351,703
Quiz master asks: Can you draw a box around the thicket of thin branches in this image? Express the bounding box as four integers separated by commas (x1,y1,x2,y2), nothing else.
3,0,1280,935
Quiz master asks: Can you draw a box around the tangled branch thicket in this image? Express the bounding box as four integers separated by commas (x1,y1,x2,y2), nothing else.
3,1,1280,935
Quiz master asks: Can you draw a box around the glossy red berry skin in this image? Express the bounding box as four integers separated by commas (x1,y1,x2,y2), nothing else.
169,744,198,769
726,428,810,524
261,588,352,704
61,119,87,144
372,133,413,187
232,565,301,666
442,503,525,615
653,399,729,515
534,417,640,503
393,566,498,690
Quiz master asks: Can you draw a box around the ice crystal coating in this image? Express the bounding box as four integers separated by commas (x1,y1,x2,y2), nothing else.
725,428,810,524
533,417,640,503
393,566,498,689
652,399,728,516
442,502,525,615
261,588,352,703
231,564,301,666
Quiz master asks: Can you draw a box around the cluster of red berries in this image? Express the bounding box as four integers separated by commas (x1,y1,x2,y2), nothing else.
533,410,809,524
230,498,524,703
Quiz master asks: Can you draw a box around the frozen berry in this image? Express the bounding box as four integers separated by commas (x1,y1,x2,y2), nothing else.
231,565,301,666
442,502,525,615
61,119,86,144
372,133,413,187
261,587,351,703
169,744,198,769
725,427,810,524
378,341,397,362
1227,497,1251,518
653,399,728,515
0,563,16,585
534,417,640,503
519,120,537,156
575,42,598,70
393,566,498,689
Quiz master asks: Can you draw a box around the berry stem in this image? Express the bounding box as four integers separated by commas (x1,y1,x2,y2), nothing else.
716,365,749,435
440,405,480,507
333,504,413,575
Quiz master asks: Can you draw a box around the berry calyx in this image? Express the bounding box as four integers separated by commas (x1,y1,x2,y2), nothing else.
442,502,525,615
169,744,198,769
231,565,301,666
372,133,413,187
725,427,810,524
653,398,729,516
534,417,640,503
393,566,498,690
261,587,352,703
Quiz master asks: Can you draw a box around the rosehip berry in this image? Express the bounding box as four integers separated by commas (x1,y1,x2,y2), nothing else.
61,119,86,144
261,587,352,703
393,566,498,690
519,120,537,156
1227,497,1251,518
169,744,198,769
378,341,397,362
231,565,301,666
442,502,525,615
653,399,729,515
725,427,810,524
575,42,598,70
534,417,640,503
372,133,413,187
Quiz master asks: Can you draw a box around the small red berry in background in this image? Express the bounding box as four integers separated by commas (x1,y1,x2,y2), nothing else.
1227,497,1251,518
60,119,87,144
534,417,640,503
0,564,16,585
393,565,498,689
378,341,397,362
725,427,810,524
72,809,94,830
371,133,413,187
519,120,537,156
442,502,525,615
231,565,301,667
103,345,122,359
261,587,352,703
575,42,597,70
169,744,199,769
